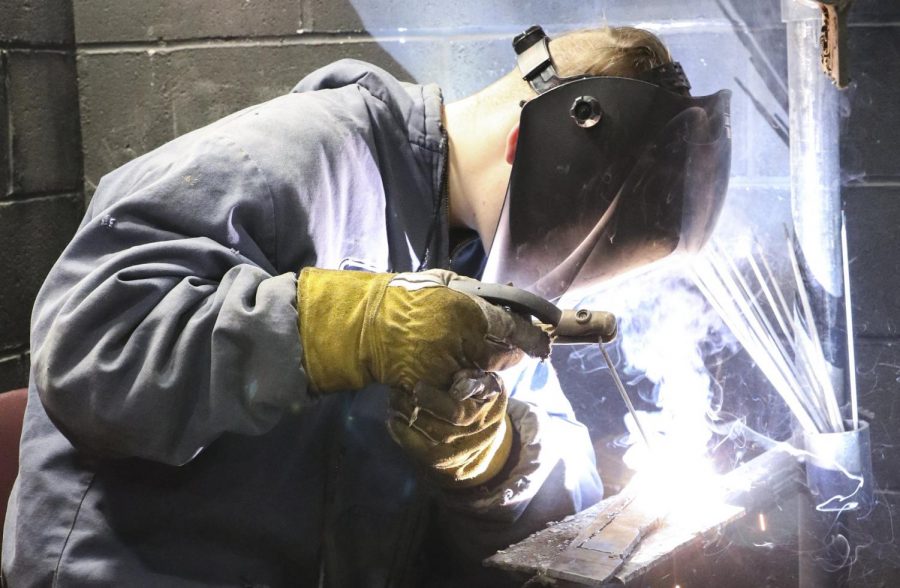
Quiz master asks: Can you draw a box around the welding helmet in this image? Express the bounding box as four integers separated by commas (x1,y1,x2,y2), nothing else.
482,26,732,301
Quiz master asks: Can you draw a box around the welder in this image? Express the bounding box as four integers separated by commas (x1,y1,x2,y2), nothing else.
2,24,730,587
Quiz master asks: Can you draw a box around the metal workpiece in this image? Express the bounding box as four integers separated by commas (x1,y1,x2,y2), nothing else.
487,448,804,586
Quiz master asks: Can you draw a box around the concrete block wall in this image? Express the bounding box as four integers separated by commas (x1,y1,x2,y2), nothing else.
74,0,417,197
75,0,788,192
842,3,900,583
1,1,898,580
0,1,83,392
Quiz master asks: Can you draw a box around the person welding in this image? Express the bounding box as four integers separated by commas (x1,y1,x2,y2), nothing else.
2,25,730,587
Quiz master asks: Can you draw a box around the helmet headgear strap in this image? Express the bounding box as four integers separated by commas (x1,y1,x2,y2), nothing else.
513,25,693,97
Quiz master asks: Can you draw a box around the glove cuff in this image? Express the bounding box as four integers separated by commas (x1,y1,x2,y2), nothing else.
297,268,392,393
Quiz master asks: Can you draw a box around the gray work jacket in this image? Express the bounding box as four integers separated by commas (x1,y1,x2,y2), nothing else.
2,60,602,587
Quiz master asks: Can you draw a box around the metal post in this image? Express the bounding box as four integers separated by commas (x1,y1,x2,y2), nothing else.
783,0,846,409
782,2,853,585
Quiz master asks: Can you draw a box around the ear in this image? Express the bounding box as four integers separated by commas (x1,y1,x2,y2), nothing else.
504,123,520,165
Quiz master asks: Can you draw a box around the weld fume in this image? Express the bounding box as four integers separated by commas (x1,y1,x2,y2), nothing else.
570,263,738,469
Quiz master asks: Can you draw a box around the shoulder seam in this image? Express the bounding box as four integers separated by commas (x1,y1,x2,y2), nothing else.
213,132,281,269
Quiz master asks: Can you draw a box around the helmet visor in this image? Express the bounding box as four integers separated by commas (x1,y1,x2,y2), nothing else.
482,77,731,301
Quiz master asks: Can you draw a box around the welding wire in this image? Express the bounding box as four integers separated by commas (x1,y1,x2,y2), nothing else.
713,244,832,431
776,270,840,433
730,245,836,431
793,330,838,432
795,325,843,433
700,243,833,433
788,334,836,433
785,231,844,432
747,250,794,344
598,340,652,450
695,252,826,432
694,274,820,433
746,245,833,428
841,212,859,430
747,245,827,409
745,248,825,406
715,243,799,374
705,246,800,386
692,259,822,432
754,239,795,330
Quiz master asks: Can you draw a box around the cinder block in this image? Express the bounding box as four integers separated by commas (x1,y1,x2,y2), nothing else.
306,0,769,34
847,489,900,586
850,0,900,23
841,26,900,182
0,195,83,352
0,52,9,197
844,186,900,337
720,0,783,30
162,40,426,134
603,0,785,29
74,0,302,44
0,0,74,45
854,339,900,490
7,50,82,197
0,352,29,392
78,40,414,196
306,0,610,33
77,51,173,197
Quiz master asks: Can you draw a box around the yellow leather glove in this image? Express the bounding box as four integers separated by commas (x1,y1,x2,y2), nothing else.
297,268,549,393
387,369,514,488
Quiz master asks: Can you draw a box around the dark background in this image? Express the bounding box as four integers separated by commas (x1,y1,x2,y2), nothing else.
2,0,899,584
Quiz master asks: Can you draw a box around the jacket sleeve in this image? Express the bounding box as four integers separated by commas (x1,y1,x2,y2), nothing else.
31,125,311,465
432,358,603,573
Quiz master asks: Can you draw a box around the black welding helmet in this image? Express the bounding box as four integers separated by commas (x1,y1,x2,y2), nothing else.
481,26,732,301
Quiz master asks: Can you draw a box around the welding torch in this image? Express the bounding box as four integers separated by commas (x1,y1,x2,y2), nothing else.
448,279,653,448
448,279,617,344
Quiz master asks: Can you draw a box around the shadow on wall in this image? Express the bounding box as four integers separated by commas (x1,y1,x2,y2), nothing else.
76,0,414,199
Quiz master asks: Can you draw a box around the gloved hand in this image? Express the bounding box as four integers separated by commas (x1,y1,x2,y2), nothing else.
297,268,549,393
387,369,514,488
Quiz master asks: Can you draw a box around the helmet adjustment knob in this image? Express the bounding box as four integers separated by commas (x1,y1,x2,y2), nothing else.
570,96,603,128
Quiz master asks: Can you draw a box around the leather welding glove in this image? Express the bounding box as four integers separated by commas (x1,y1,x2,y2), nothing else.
387,368,514,488
297,268,549,393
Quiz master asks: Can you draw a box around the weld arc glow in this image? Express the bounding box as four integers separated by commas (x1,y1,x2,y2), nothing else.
574,264,735,517
626,443,725,524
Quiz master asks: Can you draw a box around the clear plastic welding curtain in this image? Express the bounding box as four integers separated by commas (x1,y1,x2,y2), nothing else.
482,28,733,302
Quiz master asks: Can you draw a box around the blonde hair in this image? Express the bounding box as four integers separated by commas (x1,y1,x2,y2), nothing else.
551,27,672,78
475,26,673,106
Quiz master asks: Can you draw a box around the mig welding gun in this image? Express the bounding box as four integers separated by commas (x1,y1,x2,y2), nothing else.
448,279,618,345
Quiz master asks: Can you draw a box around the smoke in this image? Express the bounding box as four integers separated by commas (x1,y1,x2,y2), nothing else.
566,261,738,471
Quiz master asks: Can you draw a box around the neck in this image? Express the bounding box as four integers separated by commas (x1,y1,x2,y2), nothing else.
443,96,519,248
